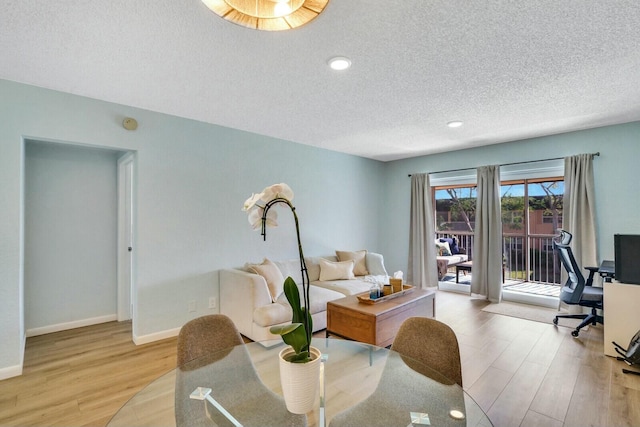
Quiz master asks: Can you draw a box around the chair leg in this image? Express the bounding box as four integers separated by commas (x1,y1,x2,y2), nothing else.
573,315,595,337
554,308,602,338
554,314,588,321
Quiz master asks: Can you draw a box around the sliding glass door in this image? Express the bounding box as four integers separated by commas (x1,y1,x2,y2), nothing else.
434,177,564,285
502,178,563,284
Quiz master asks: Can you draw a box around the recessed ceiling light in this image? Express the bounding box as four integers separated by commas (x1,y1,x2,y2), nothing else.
328,57,352,71
447,121,463,128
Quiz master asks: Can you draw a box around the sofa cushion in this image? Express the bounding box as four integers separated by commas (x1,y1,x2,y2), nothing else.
336,250,369,276
273,259,304,284
246,259,285,302
319,258,355,281
311,279,372,296
253,301,292,327
437,254,469,266
306,284,346,313
365,252,388,276
252,284,344,327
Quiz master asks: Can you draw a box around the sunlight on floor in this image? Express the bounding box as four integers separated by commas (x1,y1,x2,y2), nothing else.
439,272,561,308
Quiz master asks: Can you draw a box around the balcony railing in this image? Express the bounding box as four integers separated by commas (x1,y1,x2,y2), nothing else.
436,232,562,285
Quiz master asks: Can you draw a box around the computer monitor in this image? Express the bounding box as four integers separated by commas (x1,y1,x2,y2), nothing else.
614,234,640,285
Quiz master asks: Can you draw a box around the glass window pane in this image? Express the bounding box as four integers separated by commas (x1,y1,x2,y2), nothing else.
434,186,476,232
501,183,525,234
528,181,563,234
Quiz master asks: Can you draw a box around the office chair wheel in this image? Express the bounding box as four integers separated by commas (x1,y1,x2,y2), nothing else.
571,330,580,337
553,317,559,325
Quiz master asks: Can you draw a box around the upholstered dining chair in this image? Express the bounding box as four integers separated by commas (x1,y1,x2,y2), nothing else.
176,314,243,366
175,314,306,427
391,316,463,387
329,317,465,427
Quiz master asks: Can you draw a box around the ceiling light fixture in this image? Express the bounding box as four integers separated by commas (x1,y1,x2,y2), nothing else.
202,0,330,31
328,56,351,71
447,121,463,128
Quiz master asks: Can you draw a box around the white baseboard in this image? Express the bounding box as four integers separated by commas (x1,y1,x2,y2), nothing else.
133,327,181,345
438,281,471,294
1,331,26,380
502,289,559,309
0,363,23,381
26,314,117,337
1,333,27,380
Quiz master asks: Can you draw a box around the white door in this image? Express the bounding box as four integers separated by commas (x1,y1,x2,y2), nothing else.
117,152,135,321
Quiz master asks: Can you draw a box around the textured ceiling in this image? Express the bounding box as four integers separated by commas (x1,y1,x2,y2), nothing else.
2,1,639,161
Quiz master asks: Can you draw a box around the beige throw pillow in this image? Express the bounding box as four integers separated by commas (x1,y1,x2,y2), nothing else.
247,259,284,303
336,250,369,276
319,258,355,281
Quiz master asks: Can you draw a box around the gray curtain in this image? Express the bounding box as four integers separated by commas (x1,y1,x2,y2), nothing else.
408,174,439,288
470,165,503,302
563,154,598,270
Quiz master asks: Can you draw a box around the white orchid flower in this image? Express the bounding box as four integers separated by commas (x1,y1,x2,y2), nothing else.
248,206,278,230
261,183,294,203
243,192,264,211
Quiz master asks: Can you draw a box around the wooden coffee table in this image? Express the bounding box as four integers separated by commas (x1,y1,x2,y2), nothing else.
326,288,436,348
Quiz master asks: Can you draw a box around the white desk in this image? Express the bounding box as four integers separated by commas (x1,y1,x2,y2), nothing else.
604,281,640,357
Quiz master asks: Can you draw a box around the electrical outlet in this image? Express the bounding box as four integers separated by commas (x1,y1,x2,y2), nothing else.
208,297,217,309
188,300,196,312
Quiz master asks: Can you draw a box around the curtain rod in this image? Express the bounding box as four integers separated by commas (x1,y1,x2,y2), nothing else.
407,152,600,177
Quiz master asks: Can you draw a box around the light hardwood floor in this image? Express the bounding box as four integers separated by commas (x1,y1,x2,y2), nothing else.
437,291,640,427
0,321,178,427
1,290,639,427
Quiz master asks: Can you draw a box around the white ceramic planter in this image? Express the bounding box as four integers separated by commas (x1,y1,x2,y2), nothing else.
278,346,322,414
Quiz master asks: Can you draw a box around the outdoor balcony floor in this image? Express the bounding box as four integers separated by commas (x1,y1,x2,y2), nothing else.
439,271,561,308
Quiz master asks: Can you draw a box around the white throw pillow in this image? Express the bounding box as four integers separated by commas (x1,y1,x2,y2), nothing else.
319,258,355,281
435,239,452,256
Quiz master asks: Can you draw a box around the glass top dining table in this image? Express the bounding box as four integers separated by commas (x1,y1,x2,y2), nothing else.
107,338,492,427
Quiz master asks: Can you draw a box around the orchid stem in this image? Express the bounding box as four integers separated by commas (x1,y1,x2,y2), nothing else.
261,198,311,351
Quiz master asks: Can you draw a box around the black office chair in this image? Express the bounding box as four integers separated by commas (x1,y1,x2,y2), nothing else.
552,230,603,337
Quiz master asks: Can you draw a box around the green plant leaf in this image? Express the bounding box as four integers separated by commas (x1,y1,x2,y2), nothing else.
275,276,312,359
283,277,303,323
269,323,302,336
286,350,311,363
278,323,308,355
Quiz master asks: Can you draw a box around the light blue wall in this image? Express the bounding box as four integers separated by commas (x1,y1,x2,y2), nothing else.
1,77,638,378
381,122,640,273
24,141,120,331
0,79,385,376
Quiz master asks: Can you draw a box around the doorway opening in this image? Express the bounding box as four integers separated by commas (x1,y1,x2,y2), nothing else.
23,140,135,337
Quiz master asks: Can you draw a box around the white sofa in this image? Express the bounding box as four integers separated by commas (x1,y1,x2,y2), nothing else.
219,252,388,343
436,250,469,279
435,237,468,279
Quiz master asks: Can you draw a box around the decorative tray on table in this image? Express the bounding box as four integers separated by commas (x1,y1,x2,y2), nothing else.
356,285,415,304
